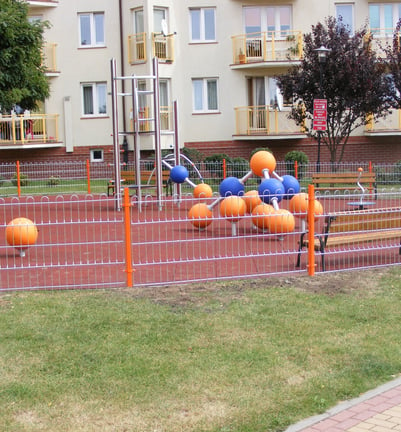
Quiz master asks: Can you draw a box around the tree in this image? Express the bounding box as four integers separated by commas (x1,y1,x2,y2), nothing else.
276,17,393,165
0,0,50,113
383,19,401,109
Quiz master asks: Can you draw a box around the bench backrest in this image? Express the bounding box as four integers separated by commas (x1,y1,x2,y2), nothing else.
312,172,376,185
121,170,170,184
325,207,401,234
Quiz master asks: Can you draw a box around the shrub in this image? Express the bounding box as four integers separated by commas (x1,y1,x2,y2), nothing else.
204,153,232,179
284,151,309,179
0,175,5,187
227,157,249,178
250,147,272,157
11,173,29,186
47,176,61,186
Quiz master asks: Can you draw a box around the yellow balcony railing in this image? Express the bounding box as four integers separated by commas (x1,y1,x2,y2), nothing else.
0,114,59,145
234,105,305,136
366,109,401,133
232,30,303,65
42,42,58,73
130,106,173,132
152,33,174,63
128,32,147,64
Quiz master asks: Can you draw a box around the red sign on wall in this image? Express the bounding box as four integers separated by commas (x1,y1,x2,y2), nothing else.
313,99,327,131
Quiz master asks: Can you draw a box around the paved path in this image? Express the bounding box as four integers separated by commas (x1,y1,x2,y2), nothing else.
285,376,401,432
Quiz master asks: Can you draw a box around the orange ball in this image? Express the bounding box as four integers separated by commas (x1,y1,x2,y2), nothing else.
268,209,295,234
251,203,275,230
219,196,246,222
188,203,213,229
250,151,276,177
243,190,262,213
358,167,363,172
6,217,38,248
289,193,323,220
193,183,213,199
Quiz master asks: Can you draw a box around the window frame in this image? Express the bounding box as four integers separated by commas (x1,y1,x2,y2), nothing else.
243,5,292,38
81,82,108,117
78,12,105,48
369,3,401,35
189,7,216,43
335,3,355,34
192,78,219,113
90,149,104,162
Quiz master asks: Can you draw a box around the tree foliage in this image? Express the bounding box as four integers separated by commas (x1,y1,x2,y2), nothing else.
0,0,50,113
383,19,401,109
276,17,393,164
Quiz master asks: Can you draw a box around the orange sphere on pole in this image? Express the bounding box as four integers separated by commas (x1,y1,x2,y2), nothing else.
267,209,295,234
250,151,276,177
289,193,323,220
6,217,38,256
243,190,262,213
188,203,213,229
219,196,246,222
193,183,213,199
251,203,275,230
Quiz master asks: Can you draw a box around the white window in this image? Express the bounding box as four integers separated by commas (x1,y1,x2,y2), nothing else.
336,4,354,33
243,6,291,37
154,7,167,33
190,8,216,42
79,12,105,47
192,78,218,112
82,83,107,116
132,8,144,33
90,149,104,162
369,3,401,35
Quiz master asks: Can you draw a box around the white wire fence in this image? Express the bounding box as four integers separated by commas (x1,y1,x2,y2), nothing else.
1,188,401,291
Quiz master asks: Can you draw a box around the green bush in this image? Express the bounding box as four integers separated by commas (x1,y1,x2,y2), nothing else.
47,176,61,186
11,173,29,186
284,150,309,179
227,157,249,179
0,175,5,187
250,147,272,157
204,153,232,178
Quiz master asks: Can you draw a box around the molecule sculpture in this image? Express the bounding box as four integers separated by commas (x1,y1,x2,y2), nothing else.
6,217,38,257
166,150,322,237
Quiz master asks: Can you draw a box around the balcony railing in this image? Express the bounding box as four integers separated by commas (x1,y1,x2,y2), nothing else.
0,114,59,145
128,33,175,64
232,30,303,65
128,33,147,64
42,42,58,73
151,33,175,63
130,106,173,133
366,109,401,134
27,0,58,7
234,105,305,136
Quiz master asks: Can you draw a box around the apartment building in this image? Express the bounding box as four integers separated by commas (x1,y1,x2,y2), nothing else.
2,0,401,164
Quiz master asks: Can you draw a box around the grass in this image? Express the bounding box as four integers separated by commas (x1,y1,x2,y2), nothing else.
1,269,401,431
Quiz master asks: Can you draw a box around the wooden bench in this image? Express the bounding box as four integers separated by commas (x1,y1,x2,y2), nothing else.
296,207,401,271
311,172,377,197
107,170,172,196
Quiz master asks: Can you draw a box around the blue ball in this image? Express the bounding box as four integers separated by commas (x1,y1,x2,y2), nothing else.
170,165,189,184
219,177,245,197
258,178,285,203
282,175,300,199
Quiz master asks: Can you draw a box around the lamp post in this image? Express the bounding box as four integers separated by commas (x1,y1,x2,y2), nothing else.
314,45,330,173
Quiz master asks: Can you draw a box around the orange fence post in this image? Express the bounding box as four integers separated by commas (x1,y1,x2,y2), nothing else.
307,184,315,276
223,158,226,179
123,187,134,287
86,159,91,194
294,160,298,179
16,160,21,198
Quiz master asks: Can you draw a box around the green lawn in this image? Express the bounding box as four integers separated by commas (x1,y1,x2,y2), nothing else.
1,268,401,431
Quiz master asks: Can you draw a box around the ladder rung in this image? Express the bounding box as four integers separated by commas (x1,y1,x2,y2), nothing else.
137,90,154,95
138,118,154,122
117,93,133,97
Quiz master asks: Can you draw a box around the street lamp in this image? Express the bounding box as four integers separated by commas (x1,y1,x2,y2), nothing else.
314,45,330,173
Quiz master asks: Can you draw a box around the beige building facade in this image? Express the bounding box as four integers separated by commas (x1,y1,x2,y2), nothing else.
1,0,400,163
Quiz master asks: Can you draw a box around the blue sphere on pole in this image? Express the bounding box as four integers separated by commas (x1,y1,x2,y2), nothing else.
170,165,189,184
282,175,300,199
219,177,245,197
258,178,285,203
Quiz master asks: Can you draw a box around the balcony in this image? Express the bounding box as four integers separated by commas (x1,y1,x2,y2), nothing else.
234,105,306,138
128,33,175,65
42,42,58,75
26,0,58,7
365,109,401,135
231,31,303,68
128,33,147,64
130,106,173,133
0,114,60,148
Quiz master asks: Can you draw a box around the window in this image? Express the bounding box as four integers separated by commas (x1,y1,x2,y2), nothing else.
79,12,105,47
192,78,218,112
190,8,216,42
243,6,291,37
154,7,167,33
81,83,107,116
132,8,144,33
336,4,354,33
369,3,401,35
90,149,104,162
